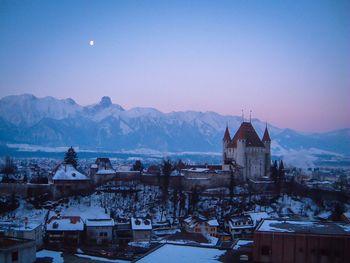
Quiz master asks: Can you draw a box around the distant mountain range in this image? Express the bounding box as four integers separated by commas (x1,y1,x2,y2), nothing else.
0,94,349,165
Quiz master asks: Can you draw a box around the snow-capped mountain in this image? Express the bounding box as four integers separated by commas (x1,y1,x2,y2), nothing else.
0,94,349,158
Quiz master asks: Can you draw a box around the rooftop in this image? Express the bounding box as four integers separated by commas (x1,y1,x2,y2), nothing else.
231,122,265,148
47,216,84,231
86,218,115,227
136,244,226,262
0,236,35,250
131,218,152,230
52,164,89,181
256,219,350,236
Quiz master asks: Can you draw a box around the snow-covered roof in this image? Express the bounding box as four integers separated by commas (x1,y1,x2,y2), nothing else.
232,240,253,250
257,219,350,235
182,168,210,173
131,218,152,230
207,219,219,227
52,164,89,181
86,218,115,227
343,212,350,219
0,221,41,232
96,169,115,175
246,212,269,226
136,244,226,262
90,164,98,169
46,216,84,231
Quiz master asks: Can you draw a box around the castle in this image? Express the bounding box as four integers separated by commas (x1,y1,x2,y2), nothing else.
222,121,271,180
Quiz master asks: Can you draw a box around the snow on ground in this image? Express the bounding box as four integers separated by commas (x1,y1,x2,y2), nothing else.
137,244,226,263
0,198,47,224
36,250,64,263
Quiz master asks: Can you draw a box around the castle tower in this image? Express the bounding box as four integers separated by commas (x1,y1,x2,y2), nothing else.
262,125,271,177
222,125,231,164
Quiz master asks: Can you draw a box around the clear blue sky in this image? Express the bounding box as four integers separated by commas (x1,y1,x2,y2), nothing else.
0,0,349,132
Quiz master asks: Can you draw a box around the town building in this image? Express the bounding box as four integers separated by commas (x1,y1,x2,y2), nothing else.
0,220,43,247
52,164,91,198
85,218,114,245
226,212,269,240
226,215,254,240
131,218,152,242
115,219,132,247
183,215,219,237
89,158,116,185
0,236,36,263
253,219,350,263
223,122,271,180
46,215,84,246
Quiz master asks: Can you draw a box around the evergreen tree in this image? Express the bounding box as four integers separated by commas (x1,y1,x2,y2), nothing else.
229,163,236,203
190,187,199,213
1,156,16,176
64,147,78,168
132,160,143,173
331,202,344,221
271,160,278,182
278,160,285,180
161,159,173,203
173,189,178,218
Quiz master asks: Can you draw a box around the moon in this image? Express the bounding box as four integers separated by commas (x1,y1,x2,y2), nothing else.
89,40,94,46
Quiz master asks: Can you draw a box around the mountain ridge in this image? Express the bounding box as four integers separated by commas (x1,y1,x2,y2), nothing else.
0,94,349,157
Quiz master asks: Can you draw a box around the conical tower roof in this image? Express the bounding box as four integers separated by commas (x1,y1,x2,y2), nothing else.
262,126,271,142
223,125,231,141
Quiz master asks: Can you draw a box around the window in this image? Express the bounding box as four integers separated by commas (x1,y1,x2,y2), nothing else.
12,251,18,261
261,246,270,256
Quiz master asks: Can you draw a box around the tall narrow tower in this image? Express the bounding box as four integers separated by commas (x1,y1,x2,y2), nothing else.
222,125,231,164
262,125,271,177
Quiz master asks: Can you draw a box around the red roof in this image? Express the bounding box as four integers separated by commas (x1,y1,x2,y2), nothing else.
47,216,82,224
223,126,231,141
231,122,264,148
262,127,271,142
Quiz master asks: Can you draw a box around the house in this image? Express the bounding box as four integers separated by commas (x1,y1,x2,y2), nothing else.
0,236,36,263
226,215,254,240
131,218,152,242
183,215,219,237
85,218,114,245
90,158,116,185
46,215,84,246
0,220,43,247
52,164,91,198
222,122,271,179
245,211,269,227
115,219,132,247
226,212,269,240
253,219,350,263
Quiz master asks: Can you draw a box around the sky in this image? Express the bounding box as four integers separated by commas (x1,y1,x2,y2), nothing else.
0,0,349,132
